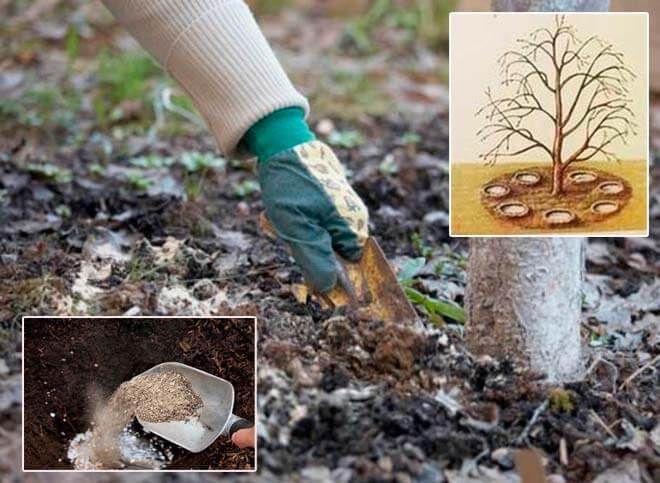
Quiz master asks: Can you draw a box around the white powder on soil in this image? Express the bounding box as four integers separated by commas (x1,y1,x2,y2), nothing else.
68,370,203,470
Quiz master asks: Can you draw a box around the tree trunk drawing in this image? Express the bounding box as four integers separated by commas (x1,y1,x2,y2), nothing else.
551,160,564,196
552,60,564,195
464,0,610,383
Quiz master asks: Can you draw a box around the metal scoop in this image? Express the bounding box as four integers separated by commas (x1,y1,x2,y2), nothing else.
134,362,251,453
260,212,417,323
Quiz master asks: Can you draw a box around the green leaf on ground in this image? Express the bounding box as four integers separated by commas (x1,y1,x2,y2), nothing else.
411,232,433,258
26,163,73,184
378,154,399,175
127,173,153,190
129,154,174,169
180,151,226,172
404,286,465,324
402,132,421,145
327,129,364,148
233,180,260,197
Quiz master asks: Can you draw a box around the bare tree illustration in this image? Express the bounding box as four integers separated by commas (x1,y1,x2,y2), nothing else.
476,15,637,195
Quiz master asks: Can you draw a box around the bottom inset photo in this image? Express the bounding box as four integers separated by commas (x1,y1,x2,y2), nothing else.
22,316,256,472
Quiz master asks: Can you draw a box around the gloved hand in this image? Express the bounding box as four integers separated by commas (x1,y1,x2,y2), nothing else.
258,140,369,293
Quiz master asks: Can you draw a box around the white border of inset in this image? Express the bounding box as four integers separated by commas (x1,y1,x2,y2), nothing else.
21,315,258,473
448,11,650,238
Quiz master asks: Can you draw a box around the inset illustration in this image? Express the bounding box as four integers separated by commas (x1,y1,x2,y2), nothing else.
23,316,256,471
450,13,648,236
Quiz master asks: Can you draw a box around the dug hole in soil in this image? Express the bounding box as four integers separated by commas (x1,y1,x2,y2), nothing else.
23,317,255,470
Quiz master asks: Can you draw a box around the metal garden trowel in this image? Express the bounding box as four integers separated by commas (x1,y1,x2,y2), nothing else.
134,362,251,453
260,212,417,323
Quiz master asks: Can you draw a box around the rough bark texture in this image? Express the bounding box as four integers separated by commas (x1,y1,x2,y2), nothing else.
466,238,584,382
492,0,610,11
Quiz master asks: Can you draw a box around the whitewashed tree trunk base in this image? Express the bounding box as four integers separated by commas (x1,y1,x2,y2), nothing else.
467,0,609,384
492,0,609,11
465,238,584,382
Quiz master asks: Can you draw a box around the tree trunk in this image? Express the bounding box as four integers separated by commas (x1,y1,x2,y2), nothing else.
551,161,564,195
492,0,609,11
464,0,610,382
466,239,584,382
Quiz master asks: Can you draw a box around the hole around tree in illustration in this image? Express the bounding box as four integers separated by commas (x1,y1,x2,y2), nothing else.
543,208,576,225
479,166,632,230
496,201,529,218
482,184,510,198
598,181,625,195
591,200,620,215
511,171,541,186
568,170,598,184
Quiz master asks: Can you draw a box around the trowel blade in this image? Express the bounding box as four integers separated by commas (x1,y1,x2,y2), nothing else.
322,237,418,323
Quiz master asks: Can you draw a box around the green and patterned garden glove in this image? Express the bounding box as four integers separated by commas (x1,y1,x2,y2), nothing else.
243,108,369,293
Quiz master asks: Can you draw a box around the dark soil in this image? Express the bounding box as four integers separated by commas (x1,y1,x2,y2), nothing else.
1,2,658,482
23,317,255,470
4,111,658,482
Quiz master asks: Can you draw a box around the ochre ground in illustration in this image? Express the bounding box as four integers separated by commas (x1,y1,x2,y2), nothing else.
451,160,646,235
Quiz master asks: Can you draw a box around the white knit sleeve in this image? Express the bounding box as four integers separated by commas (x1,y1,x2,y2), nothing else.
100,0,309,155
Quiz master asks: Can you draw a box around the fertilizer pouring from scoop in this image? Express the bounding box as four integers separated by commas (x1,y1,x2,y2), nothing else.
134,362,251,453
259,212,417,324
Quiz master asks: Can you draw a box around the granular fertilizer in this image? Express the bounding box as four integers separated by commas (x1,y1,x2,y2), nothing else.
121,371,203,423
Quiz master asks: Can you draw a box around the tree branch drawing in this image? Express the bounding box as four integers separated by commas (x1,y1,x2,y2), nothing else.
476,15,638,195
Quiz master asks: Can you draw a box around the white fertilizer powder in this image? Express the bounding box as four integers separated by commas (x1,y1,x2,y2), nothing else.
67,371,203,469
68,426,174,470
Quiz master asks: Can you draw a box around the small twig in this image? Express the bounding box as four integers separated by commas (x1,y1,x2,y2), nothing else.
589,409,616,438
608,418,624,430
515,399,549,445
559,437,569,466
618,355,659,392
